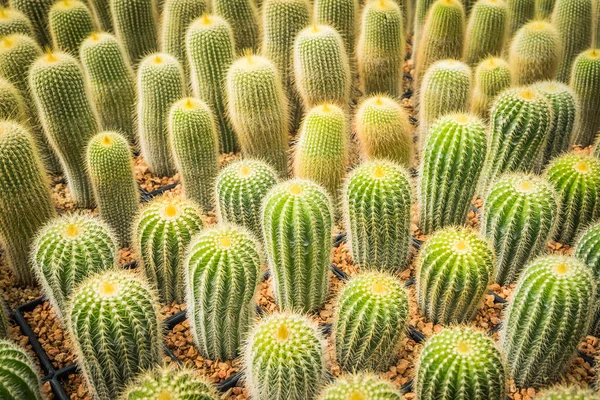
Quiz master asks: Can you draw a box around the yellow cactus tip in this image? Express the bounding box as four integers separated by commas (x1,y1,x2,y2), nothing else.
455,341,471,355
184,97,195,109
243,49,255,64
517,180,534,192
377,0,388,7
520,90,534,100
454,114,469,124
554,263,569,275
201,13,212,25
62,0,71,7
371,281,386,295
238,165,252,177
530,21,546,30
0,8,7,18
0,36,12,48
311,24,320,33
99,281,117,296
454,239,470,253
349,391,366,400
289,184,303,195
45,49,58,63
574,161,590,173
276,323,290,341
321,103,332,112
372,166,387,179
64,223,81,238
163,202,179,218
158,391,173,400
153,55,163,64
101,134,113,146
90,32,100,41
442,0,455,6
219,236,232,249
374,96,384,106
486,58,497,67
590,49,599,59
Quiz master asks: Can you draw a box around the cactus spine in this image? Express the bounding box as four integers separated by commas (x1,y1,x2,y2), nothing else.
318,374,402,400
0,77,25,122
414,0,437,53
506,0,535,39
0,7,33,37
0,340,43,400
212,0,260,53
48,0,96,58
110,0,159,66
538,388,600,400
471,57,511,119
9,0,54,46
463,0,508,66
569,49,600,147
90,0,113,31
574,221,600,334
314,0,359,60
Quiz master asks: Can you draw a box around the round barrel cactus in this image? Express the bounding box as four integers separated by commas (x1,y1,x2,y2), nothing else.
0,340,43,400
318,374,402,400
121,366,218,399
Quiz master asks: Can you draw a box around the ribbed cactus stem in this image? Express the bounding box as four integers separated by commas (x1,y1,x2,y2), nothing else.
213,0,260,53
0,340,43,400
506,0,535,39
0,77,25,122
89,0,113,31
318,374,403,400
49,0,96,58
0,303,8,339
471,57,511,119
0,7,33,37
122,366,219,399
574,221,600,334
10,0,55,46
110,0,159,66
569,49,600,147
463,0,508,66
314,0,359,60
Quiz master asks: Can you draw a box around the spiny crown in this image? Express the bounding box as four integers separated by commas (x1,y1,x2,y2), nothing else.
35,213,116,247
346,160,410,186
420,226,491,259
419,326,501,364
190,13,228,31
547,153,600,177
318,374,402,400
122,366,218,400
246,313,324,353
356,95,405,124
339,271,408,302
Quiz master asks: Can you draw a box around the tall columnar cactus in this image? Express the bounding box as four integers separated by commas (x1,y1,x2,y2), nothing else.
110,0,159,66
535,0,555,18
0,77,25,122
213,0,260,53
357,0,405,98
417,227,495,324
0,302,8,339
187,15,238,153
262,179,333,313
226,54,289,177
69,270,163,400
244,313,326,400
343,161,412,271
134,196,204,304
354,96,413,167
419,114,487,234
508,20,562,85
0,340,43,400
482,173,558,285
569,49,600,147
169,97,219,211
10,0,54,46
314,0,358,58
90,0,113,31
506,0,535,39
87,132,139,247
471,57,511,118
334,271,409,372
293,24,351,108
137,53,183,177
415,327,505,400
215,159,278,238
545,153,600,244
414,0,437,53
48,0,96,58
186,224,262,360
0,121,56,285
318,374,403,400
538,387,600,400
32,214,117,321
574,221,600,334
501,255,595,388
293,103,348,199
463,0,508,66
0,7,33,37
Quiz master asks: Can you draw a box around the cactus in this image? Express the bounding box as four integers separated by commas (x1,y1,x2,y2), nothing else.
226,54,290,177
293,24,351,108
419,114,487,234
0,7,33,37
482,173,558,285
0,302,8,339
314,0,359,59
215,159,278,238
343,160,412,271
293,103,348,199
538,387,600,400
134,196,204,304
32,214,117,321
463,0,508,66
110,0,159,66
535,0,555,18
137,53,183,177
186,14,238,153
186,224,262,360
318,374,402,400
471,57,511,118
49,0,96,58
169,97,219,211
354,95,413,167
69,270,163,400
569,49,600,147
417,227,495,324
414,0,437,53
357,0,405,98
545,153,600,245
10,0,54,46
244,312,326,400
0,77,25,122
334,271,409,372
415,327,505,400
0,340,43,400
89,0,113,31
506,0,535,39
262,179,333,313
500,255,595,388
213,0,260,53
574,221,600,334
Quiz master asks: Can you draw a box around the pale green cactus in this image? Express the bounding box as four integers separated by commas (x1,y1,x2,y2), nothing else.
574,221,600,334
471,57,511,119
569,49,600,147
314,0,359,58
48,0,96,58
89,0,113,31
0,77,25,122
110,0,159,66
506,0,535,39
463,0,508,66
0,340,43,400
213,0,260,53
0,7,33,37
10,0,54,46
318,374,402,400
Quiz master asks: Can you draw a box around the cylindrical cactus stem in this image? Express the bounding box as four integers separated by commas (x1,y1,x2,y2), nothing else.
343,160,412,271
212,0,260,53
293,24,351,109
535,0,555,18
414,0,437,53
9,0,54,46
137,53,183,177
244,312,326,400
419,113,487,235
134,196,204,304
0,7,33,37
89,0,113,31
506,0,535,39
293,103,348,200
226,53,290,177
463,0,508,66
186,224,262,360
87,132,139,248
318,374,403,400
169,97,219,211
314,0,359,59
569,49,600,147
68,270,163,400
110,0,159,66
415,327,506,400
508,20,562,85
0,303,8,339
186,14,238,153
471,57,511,119
482,173,558,285
262,179,333,313
357,0,405,98
0,77,25,122
538,387,600,400
0,340,44,400
501,255,595,388
215,159,279,238
0,121,56,285
334,271,409,372
545,153,600,244
48,0,96,58
574,221,600,334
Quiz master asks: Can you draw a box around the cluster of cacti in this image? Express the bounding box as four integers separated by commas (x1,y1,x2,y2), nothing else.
0,340,44,400
10,0,54,46
213,0,260,53
121,366,219,399
0,7,33,37
471,57,511,118
110,0,159,65
569,49,600,147
48,0,96,57
463,0,507,66
318,374,403,400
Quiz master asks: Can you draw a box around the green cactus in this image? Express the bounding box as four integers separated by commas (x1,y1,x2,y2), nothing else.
48,0,96,58
343,160,412,271
137,53,183,177
318,374,402,400
186,224,262,360
262,179,333,313
414,0,437,53
506,0,535,39
500,255,595,388
0,340,43,400
538,387,600,400
0,77,25,122
293,103,348,199
110,0,159,66
415,326,505,400
463,0,508,66
575,221,600,334
419,113,487,234
69,270,163,400
215,159,278,238
471,57,511,119
545,153,600,245
334,271,409,372
169,97,219,211
417,227,495,324
0,7,33,37
9,0,54,46
357,0,405,98
186,14,238,153
89,0,113,31
535,0,555,18
0,302,8,339
314,0,359,59
226,54,290,177
569,49,600,147
134,196,204,304
244,312,326,400
212,0,260,53
293,24,351,108
32,214,117,321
